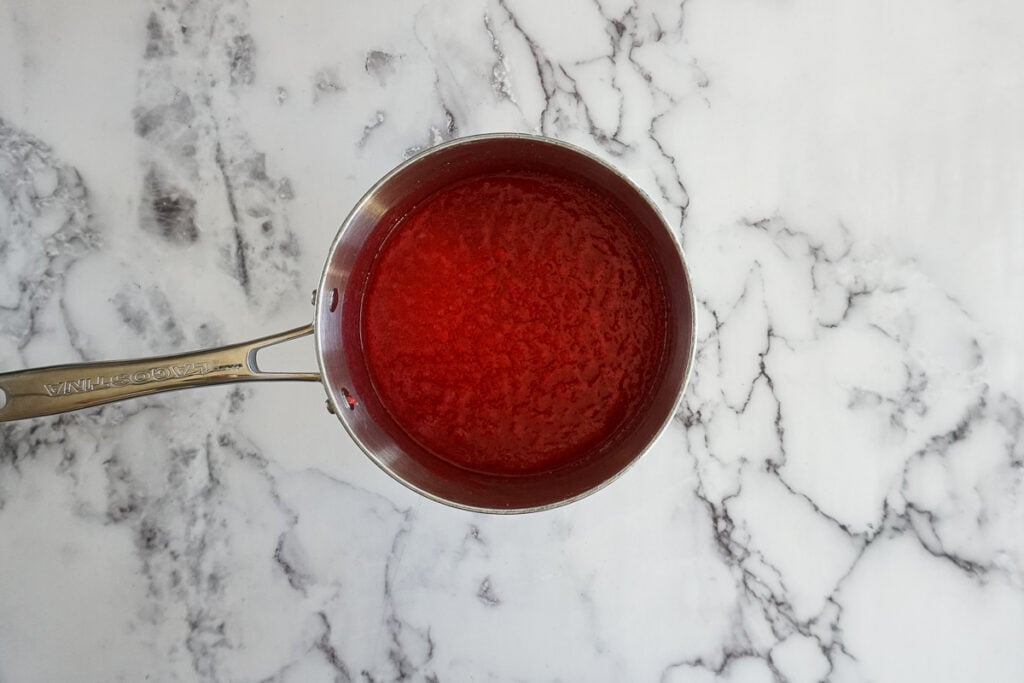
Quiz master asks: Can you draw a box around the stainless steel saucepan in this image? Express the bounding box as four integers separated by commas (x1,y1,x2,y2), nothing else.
0,134,696,513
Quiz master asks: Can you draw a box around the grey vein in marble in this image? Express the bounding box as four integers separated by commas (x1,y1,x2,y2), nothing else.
135,0,301,307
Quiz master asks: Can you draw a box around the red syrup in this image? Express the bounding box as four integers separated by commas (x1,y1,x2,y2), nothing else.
361,170,668,475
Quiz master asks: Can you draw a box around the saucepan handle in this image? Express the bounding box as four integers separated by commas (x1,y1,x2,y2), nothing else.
0,324,320,422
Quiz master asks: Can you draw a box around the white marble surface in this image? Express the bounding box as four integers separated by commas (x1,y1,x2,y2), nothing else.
1,0,1023,680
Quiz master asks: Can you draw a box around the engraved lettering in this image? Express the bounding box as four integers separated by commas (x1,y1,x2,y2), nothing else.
40,361,215,398
211,363,243,372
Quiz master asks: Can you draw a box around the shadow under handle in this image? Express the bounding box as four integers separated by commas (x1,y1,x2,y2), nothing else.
0,324,320,423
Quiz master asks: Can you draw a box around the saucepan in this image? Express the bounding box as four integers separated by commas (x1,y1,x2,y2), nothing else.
0,134,696,513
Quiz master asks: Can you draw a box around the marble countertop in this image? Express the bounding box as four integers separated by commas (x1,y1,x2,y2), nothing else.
2,1,1023,681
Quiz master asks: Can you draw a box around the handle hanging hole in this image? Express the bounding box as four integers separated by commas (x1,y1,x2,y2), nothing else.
0,387,7,410
329,288,339,312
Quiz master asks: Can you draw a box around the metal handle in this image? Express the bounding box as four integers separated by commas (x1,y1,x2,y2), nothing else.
0,324,320,422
